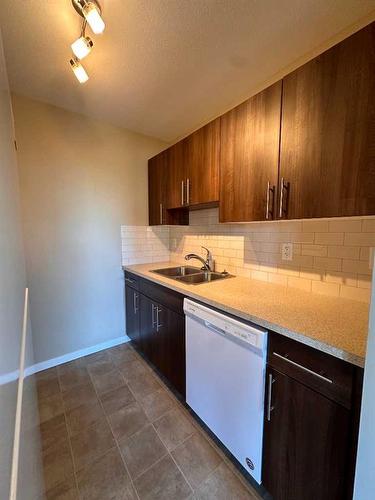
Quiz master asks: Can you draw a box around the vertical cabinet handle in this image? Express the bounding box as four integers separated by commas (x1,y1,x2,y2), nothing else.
156,307,162,331
133,292,138,314
267,373,275,421
181,180,185,206
159,203,163,225
186,178,190,205
151,304,156,328
265,181,275,220
279,177,288,218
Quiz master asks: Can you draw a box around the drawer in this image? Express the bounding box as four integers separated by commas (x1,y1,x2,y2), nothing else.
139,278,184,315
268,333,354,409
124,271,139,290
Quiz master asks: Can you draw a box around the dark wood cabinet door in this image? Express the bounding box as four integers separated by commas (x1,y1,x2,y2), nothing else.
166,140,187,209
125,286,140,345
279,24,375,219
219,81,282,222
185,119,220,206
139,294,156,362
148,152,166,225
262,367,351,500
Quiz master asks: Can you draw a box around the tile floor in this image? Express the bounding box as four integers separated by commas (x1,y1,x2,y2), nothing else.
37,342,261,500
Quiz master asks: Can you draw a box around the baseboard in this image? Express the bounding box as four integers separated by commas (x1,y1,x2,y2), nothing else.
0,369,20,386
24,335,130,376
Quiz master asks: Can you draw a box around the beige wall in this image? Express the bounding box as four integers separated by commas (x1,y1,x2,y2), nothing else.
0,33,43,500
12,94,167,364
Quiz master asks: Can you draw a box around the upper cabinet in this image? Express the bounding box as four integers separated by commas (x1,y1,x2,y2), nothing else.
148,22,375,225
148,151,166,225
185,119,220,207
279,24,375,219
219,82,282,222
166,140,187,209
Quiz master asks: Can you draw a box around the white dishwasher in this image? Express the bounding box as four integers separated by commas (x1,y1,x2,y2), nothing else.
184,299,267,484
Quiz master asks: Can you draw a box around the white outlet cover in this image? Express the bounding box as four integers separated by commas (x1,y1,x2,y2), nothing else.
282,243,293,261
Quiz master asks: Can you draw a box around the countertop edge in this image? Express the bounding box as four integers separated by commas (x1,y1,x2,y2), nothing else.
123,265,366,368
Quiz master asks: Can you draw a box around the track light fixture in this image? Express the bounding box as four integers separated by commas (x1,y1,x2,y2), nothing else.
69,0,105,83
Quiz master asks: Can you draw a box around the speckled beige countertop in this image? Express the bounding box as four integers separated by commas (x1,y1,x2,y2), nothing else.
124,262,370,367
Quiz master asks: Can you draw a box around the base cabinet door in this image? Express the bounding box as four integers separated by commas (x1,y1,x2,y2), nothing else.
139,294,157,363
125,286,140,345
262,367,351,500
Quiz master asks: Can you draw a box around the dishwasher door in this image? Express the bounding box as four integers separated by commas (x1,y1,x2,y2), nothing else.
184,299,267,484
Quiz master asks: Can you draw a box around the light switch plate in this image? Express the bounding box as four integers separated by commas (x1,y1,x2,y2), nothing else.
282,243,293,261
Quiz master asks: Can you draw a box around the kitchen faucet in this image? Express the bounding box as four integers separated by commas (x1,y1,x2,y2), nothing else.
185,246,214,271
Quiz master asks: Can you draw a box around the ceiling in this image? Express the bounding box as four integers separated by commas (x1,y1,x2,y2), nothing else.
1,1,375,142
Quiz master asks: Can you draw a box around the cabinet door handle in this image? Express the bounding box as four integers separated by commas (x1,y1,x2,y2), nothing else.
125,277,135,285
273,352,333,384
186,178,190,205
181,180,185,206
133,292,138,313
279,177,289,218
151,304,156,328
267,373,275,422
265,181,275,220
156,307,163,332
159,203,163,225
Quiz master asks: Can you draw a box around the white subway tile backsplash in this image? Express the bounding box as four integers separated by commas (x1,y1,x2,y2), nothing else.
121,208,374,303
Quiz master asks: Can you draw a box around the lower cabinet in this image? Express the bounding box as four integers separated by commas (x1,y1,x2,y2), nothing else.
125,284,140,346
262,333,362,500
125,275,186,398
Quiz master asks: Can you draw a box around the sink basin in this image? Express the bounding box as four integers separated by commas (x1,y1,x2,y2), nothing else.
176,271,232,284
152,266,202,277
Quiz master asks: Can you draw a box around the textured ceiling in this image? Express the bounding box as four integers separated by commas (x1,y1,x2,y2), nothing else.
1,0,375,141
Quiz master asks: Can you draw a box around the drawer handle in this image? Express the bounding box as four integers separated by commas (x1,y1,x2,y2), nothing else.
273,352,333,384
125,277,135,284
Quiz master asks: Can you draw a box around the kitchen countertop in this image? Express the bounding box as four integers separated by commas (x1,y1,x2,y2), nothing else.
124,262,370,367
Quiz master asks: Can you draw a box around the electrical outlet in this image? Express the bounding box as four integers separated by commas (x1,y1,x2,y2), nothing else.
282,243,293,261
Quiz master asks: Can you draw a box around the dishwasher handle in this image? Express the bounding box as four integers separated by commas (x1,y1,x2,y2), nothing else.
204,320,226,337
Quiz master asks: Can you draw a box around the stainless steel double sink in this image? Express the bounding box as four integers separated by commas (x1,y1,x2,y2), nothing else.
152,266,233,285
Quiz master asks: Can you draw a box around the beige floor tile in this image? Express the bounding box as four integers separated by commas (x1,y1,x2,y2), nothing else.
90,368,125,395
100,384,135,415
108,401,149,441
171,433,222,489
40,414,69,451
127,371,161,399
37,376,61,400
195,462,255,500
110,348,138,368
70,418,116,470
119,424,168,479
76,448,135,500
38,393,64,424
86,359,116,377
120,359,149,383
62,382,97,411
36,367,58,382
80,350,110,366
134,454,192,500
153,408,195,451
45,476,79,500
58,364,91,391
139,388,175,422
42,440,74,491
65,400,105,435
